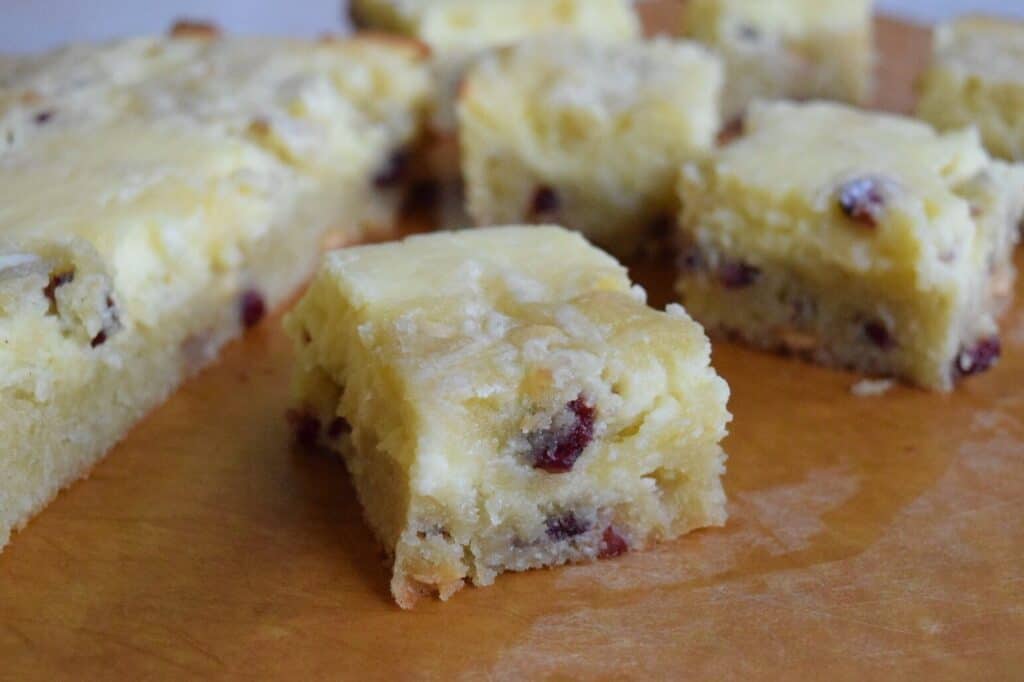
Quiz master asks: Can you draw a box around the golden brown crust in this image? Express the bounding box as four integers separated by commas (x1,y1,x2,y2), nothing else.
343,31,431,61
169,19,222,39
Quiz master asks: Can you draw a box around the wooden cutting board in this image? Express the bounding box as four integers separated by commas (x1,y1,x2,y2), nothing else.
3,6,1022,679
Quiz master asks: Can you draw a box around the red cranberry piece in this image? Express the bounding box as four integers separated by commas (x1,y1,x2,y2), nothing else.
286,409,321,449
717,117,745,146
104,294,121,324
372,148,410,189
864,320,894,349
91,294,121,348
530,395,596,473
545,512,589,541
34,110,54,125
955,337,1001,377
838,177,888,228
239,289,266,329
529,186,561,219
327,416,352,439
718,261,760,289
42,270,74,305
598,526,629,559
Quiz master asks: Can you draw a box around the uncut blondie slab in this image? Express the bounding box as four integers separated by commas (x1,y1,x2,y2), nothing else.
0,31,430,551
349,0,641,128
677,101,1024,391
459,37,722,257
918,16,1024,162
285,226,730,608
684,0,874,121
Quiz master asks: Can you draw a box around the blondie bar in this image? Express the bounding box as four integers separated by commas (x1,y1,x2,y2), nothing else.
285,226,730,608
349,0,641,128
676,101,1024,391
684,0,874,121
0,31,430,551
459,37,722,256
917,16,1024,162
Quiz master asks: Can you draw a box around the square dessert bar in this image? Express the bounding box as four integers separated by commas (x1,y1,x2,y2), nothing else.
676,101,1024,391
349,0,641,128
459,38,722,256
917,16,1024,162
684,0,874,121
0,30,430,551
285,226,730,608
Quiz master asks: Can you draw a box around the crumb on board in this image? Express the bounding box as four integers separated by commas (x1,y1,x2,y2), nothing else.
850,378,895,397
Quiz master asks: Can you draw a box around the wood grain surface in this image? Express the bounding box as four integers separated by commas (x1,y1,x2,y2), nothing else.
3,6,1023,680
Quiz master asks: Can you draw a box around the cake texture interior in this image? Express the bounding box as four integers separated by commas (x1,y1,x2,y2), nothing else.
349,0,642,128
0,30,432,551
684,0,874,120
917,15,1024,162
459,36,723,256
285,226,731,608
676,101,1024,391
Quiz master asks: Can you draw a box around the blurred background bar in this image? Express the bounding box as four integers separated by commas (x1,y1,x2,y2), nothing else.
2,0,1024,53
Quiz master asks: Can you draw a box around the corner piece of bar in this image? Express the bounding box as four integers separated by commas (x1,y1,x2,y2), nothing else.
284,225,731,608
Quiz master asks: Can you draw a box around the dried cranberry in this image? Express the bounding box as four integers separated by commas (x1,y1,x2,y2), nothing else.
91,295,121,347
528,186,561,219
327,416,352,439
718,261,760,289
599,526,629,559
955,337,1001,377
42,270,74,305
717,117,745,146
864,320,894,349
33,110,54,125
530,395,596,473
372,148,410,189
838,177,887,228
286,409,321,449
545,512,589,541
239,289,266,329
104,294,121,324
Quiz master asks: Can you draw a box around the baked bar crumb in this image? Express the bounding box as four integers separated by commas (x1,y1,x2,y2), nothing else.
917,15,1024,162
850,378,894,397
684,0,874,121
676,101,1024,391
348,0,641,129
0,31,430,552
459,37,722,256
285,226,730,608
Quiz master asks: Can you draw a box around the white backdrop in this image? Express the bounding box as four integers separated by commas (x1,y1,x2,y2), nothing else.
1,1,1023,53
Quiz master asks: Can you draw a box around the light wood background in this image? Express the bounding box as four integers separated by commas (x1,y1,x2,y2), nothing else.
2,6,1022,679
